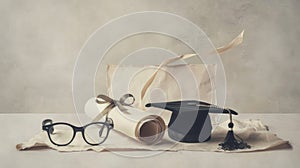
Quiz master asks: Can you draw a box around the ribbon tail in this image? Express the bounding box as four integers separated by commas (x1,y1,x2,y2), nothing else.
141,71,158,100
92,104,114,122
116,102,131,114
92,111,107,122
140,53,197,101
215,30,244,54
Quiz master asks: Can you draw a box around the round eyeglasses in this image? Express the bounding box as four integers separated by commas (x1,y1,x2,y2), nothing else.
42,118,114,146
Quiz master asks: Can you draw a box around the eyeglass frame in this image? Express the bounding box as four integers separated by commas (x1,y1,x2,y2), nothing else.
42,118,114,146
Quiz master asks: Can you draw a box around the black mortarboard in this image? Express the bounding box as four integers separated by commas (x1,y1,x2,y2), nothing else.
145,100,238,143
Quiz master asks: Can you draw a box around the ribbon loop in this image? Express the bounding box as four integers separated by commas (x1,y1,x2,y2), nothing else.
92,94,135,122
119,94,135,106
96,94,114,104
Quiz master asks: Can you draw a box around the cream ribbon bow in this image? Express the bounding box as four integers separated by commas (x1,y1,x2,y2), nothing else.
92,94,135,122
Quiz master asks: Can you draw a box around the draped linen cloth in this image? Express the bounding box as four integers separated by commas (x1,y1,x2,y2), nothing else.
16,118,290,152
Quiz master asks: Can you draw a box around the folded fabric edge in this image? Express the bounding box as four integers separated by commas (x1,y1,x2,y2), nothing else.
16,142,50,151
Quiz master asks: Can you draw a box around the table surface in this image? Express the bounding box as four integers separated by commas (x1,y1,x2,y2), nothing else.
1,113,299,168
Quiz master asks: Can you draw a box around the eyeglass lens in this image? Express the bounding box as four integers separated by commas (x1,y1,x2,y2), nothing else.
84,123,109,145
49,124,74,145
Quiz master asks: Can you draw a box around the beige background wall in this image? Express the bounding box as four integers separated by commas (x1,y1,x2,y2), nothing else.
1,0,299,113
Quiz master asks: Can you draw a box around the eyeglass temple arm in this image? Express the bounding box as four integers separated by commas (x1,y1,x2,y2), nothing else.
98,118,114,137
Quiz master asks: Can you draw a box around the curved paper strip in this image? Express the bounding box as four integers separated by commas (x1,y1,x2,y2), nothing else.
215,30,244,54
140,31,244,104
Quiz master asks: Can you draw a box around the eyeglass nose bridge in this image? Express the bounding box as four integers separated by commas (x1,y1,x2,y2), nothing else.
73,126,84,132
72,126,86,141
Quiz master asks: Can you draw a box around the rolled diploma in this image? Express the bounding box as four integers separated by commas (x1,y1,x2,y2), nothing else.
85,97,166,144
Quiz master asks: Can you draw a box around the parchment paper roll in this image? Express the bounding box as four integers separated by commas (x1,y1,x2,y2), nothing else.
85,97,166,144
